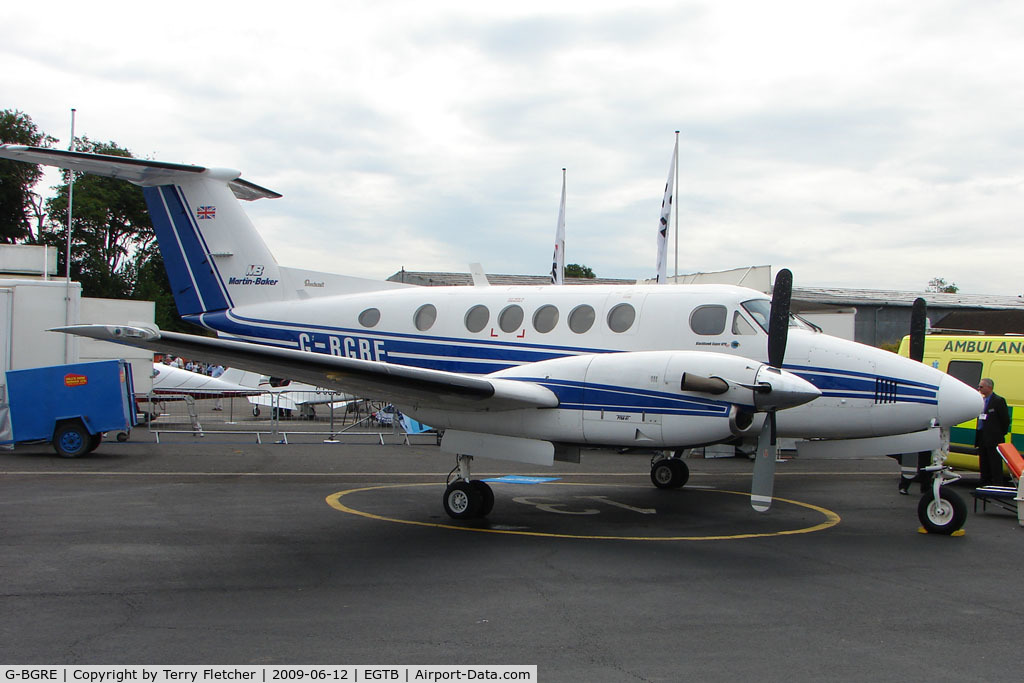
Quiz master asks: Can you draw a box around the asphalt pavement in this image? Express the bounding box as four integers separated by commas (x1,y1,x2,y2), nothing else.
1,433,1020,682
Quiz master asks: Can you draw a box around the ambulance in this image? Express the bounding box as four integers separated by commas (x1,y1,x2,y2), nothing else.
897,334,1024,471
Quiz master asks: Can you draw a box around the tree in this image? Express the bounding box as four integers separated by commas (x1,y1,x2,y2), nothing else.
926,277,958,294
0,109,56,242
38,136,188,331
565,263,595,279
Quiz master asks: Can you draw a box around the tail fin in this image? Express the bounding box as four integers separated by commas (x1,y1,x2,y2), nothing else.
141,171,285,315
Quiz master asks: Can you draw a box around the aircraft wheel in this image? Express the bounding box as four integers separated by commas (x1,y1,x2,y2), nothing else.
443,481,481,519
471,480,495,517
53,422,90,458
917,488,967,535
651,458,689,489
252,406,261,417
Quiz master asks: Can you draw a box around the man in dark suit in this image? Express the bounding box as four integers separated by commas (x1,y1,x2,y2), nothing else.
976,378,1011,486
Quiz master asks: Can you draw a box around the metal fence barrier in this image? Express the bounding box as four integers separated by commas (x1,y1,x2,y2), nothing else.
134,392,440,446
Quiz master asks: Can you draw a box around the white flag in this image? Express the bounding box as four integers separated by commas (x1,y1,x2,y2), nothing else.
551,169,566,285
655,138,677,284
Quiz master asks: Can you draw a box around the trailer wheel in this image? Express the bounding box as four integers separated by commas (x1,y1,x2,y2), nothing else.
85,433,103,453
53,422,90,458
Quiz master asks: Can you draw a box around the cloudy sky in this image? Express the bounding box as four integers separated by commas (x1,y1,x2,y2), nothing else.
3,0,1022,295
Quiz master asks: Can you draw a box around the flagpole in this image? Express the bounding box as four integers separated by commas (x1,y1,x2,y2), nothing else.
673,130,679,281
64,107,76,363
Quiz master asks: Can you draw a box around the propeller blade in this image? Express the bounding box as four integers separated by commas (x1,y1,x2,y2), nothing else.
751,412,778,512
768,268,793,369
909,297,926,363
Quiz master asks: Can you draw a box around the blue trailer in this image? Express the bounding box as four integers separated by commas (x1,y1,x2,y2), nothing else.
1,359,136,457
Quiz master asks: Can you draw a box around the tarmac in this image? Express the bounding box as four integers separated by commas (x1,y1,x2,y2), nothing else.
2,426,1022,682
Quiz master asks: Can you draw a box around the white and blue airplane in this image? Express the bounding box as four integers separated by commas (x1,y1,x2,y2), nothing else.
0,144,982,531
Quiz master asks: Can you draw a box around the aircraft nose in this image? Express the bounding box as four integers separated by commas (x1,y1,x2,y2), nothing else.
937,374,983,428
754,366,822,411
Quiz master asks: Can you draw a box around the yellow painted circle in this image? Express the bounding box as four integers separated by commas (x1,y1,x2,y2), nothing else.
325,482,841,541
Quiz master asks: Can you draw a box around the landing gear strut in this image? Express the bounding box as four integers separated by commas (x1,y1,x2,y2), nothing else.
917,463,967,534
442,454,494,519
650,450,690,489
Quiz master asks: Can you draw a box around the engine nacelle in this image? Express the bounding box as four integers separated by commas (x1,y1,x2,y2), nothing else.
417,349,817,451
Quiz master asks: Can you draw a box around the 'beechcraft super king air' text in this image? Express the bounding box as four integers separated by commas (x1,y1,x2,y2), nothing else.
0,144,982,532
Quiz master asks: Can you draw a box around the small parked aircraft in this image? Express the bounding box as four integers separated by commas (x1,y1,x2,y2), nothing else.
0,144,982,532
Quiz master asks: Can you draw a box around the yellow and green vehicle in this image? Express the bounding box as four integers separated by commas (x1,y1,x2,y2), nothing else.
897,334,1023,471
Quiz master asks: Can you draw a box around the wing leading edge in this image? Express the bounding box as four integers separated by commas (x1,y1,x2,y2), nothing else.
53,325,558,411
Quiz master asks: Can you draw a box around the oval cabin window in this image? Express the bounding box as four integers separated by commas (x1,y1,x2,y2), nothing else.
414,304,437,331
606,303,636,333
568,304,596,334
358,308,381,328
465,305,490,333
499,305,525,333
532,305,559,333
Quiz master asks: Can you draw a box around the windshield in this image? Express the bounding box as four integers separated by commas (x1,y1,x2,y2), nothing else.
741,299,816,333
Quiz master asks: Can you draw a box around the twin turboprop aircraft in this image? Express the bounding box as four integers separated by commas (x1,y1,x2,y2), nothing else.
0,144,983,531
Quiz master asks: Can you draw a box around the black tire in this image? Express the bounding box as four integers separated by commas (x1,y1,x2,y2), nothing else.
443,481,481,519
917,488,967,535
85,433,103,453
471,480,495,517
52,422,91,458
252,406,261,417
651,459,689,489
115,431,129,443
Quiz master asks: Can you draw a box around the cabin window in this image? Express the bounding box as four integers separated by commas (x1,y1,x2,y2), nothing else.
568,304,596,334
465,305,490,333
414,304,437,331
606,303,636,333
499,305,524,333
690,305,727,335
946,361,982,390
358,308,381,328
732,311,757,335
533,305,559,333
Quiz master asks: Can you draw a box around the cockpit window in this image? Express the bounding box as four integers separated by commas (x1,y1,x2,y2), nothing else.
732,311,757,335
741,299,771,332
741,299,815,333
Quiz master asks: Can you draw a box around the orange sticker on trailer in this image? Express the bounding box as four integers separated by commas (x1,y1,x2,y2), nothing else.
64,374,88,387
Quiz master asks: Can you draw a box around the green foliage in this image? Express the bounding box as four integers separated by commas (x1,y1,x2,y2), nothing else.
565,263,595,279
35,136,189,332
0,109,57,242
926,277,958,294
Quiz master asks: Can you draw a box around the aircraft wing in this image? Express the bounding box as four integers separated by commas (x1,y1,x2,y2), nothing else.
54,325,557,411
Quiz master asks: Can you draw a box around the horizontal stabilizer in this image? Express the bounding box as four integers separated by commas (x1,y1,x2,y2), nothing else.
0,145,281,201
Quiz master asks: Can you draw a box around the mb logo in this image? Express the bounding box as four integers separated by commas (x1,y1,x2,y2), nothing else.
245,265,265,277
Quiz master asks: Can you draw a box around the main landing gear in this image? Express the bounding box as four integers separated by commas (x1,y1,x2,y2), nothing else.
442,454,495,520
650,450,690,489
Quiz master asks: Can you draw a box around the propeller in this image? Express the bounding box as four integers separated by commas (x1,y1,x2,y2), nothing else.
751,268,793,512
909,297,926,363
900,297,928,482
